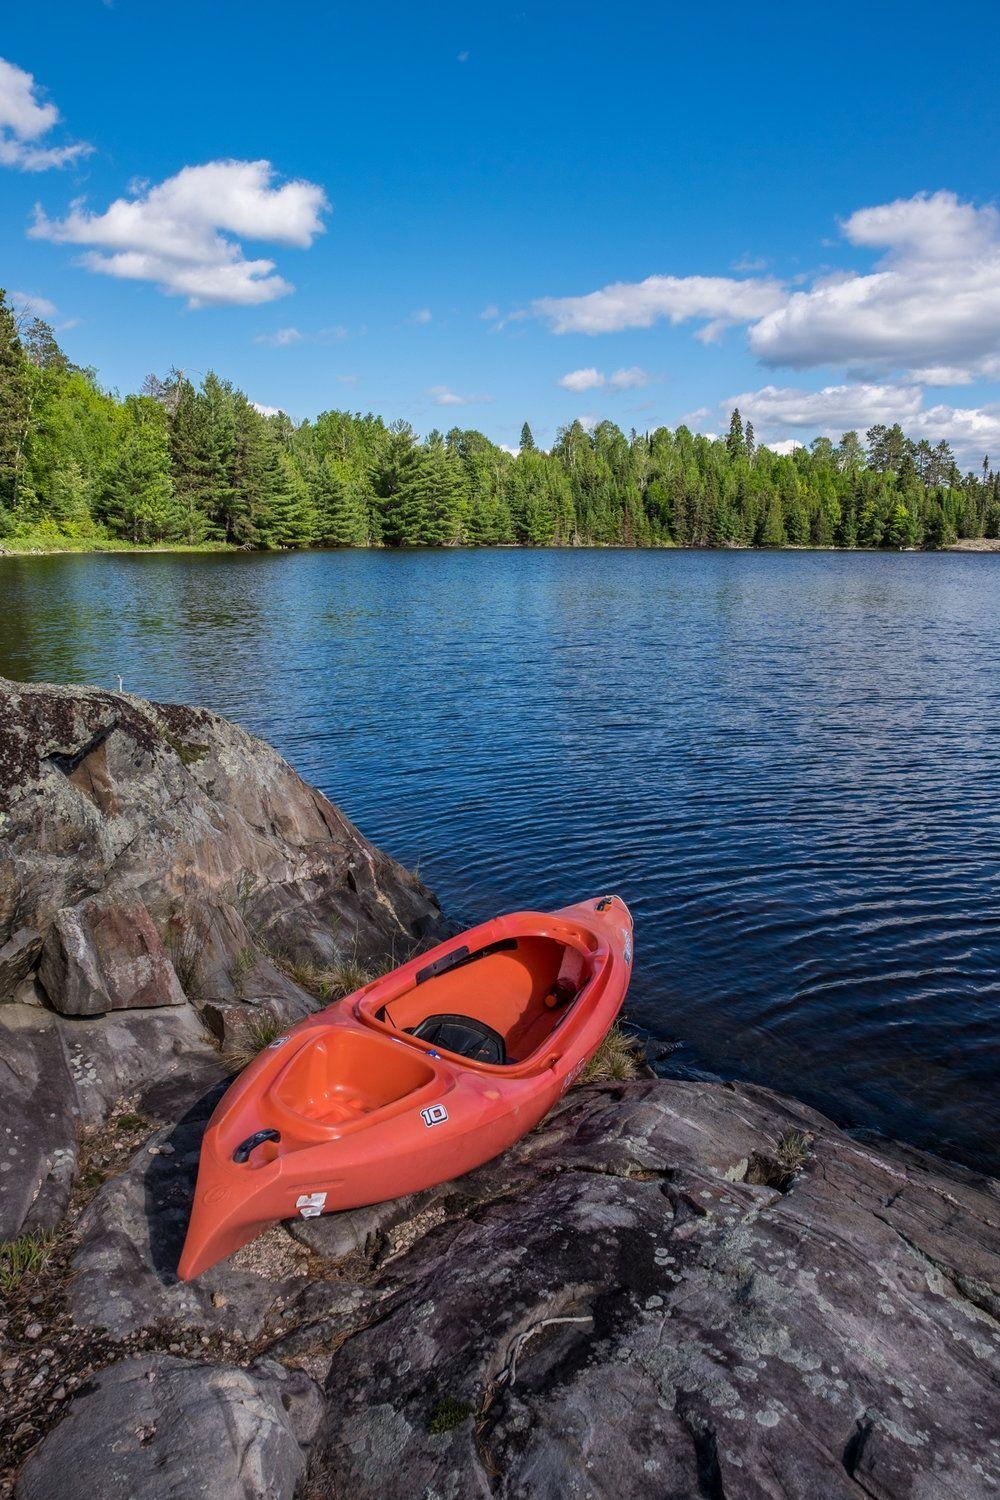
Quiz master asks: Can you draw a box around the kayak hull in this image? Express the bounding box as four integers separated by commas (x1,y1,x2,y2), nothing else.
178,895,633,1279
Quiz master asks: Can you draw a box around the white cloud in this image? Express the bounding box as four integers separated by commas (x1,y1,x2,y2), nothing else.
254,326,302,347
762,439,804,456
253,324,348,347
252,402,282,417
748,192,1000,376
576,414,598,431
733,254,768,273
558,365,653,392
730,382,924,432
609,365,651,389
410,308,433,324
10,289,57,318
0,57,90,171
557,367,605,392
479,303,500,320
728,381,1000,467
531,192,1000,386
336,373,359,385
427,385,492,407
535,273,785,336
31,158,328,307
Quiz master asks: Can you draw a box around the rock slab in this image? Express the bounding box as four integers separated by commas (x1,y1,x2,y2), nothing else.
15,1356,322,1500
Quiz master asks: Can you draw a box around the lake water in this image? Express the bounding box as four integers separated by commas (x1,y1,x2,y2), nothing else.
3,548,998,1171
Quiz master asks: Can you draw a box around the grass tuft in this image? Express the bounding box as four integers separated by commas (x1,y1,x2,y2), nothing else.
579,1022,645,1084
0,1233,56,1297
270,950,384,1003
774,1130,813,1170
224,1010,287,1072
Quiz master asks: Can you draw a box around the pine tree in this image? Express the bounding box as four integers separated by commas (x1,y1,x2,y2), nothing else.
315,453,369,546
0,290,30,521
519,421,537,453
726,408,745,460
98,398,175,543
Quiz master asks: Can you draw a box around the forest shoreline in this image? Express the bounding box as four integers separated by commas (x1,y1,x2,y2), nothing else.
3,537,1000,558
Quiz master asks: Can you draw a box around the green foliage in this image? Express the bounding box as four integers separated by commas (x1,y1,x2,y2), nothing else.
0,1232,55,1296
0,301,996,555
427,1397,473,1434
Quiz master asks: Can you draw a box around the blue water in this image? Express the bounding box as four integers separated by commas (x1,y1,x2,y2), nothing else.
3,548,998,1171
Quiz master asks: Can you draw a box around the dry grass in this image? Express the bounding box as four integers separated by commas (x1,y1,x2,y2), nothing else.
774,1129,813,1170
0,1233,56,1297
224,1010,287,1072
271,951,384,1003
579,1022,645,1084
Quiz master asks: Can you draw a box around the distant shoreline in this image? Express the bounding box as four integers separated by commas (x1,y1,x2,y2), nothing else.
2,538,1000,559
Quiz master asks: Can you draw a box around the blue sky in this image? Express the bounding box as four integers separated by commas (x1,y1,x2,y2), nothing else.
3,0,1000,462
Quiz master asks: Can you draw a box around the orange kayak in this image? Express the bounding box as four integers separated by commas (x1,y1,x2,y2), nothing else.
178,894,634,1279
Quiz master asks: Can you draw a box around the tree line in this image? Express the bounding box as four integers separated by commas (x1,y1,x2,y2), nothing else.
1,290,998,551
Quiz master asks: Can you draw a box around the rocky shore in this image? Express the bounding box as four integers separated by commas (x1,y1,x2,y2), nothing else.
1,677,998,1498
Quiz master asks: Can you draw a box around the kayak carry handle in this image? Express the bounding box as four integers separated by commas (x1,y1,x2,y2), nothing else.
232,1128,281,1163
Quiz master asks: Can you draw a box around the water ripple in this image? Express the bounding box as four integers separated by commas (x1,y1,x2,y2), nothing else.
2,548,999,1170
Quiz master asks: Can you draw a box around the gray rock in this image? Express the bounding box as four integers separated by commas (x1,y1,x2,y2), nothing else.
0,1005,78,1236
15,1355,323,1500
297,1079,1000,1500
39,889,186,1016
0,927,43,1000
0,678,441,1017
0,675,441,1219
71,1101,312,1341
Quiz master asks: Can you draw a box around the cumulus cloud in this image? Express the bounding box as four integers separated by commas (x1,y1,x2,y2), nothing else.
10,289,57,318
730,382,924,432
31,158,328,307
427,385,492,406
728,381,1000,468
532,192,1000,386
558,367,604,392
535,274,785,337
252,402,282,417
749,192,1000,377
609,365,651,389
0,57,90,171
557,365,653,392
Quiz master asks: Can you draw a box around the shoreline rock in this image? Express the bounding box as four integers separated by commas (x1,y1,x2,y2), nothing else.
1,678,998,1497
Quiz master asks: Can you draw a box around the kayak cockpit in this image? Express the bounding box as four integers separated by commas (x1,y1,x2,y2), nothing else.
358,929,602,1071
262,1027,440,1143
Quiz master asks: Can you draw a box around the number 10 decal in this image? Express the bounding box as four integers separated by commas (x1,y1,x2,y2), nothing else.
421,1104,449,1127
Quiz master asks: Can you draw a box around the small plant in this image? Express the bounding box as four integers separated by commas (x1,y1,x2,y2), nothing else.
230,945,258,998
0,1233,56,1296
323,958,377,999
579,1022,645,1084
224,1009,286,1072
746,1130,815,1192
268,946,384,1002
427,1396,472,1434
114,1112,151,1134
228,870,259,920
774,1130,813,1170
164,911,209,1001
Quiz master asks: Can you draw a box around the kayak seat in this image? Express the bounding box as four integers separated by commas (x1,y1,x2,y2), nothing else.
408,1013,507,1065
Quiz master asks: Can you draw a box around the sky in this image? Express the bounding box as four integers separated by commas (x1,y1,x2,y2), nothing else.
3,0,1000,464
